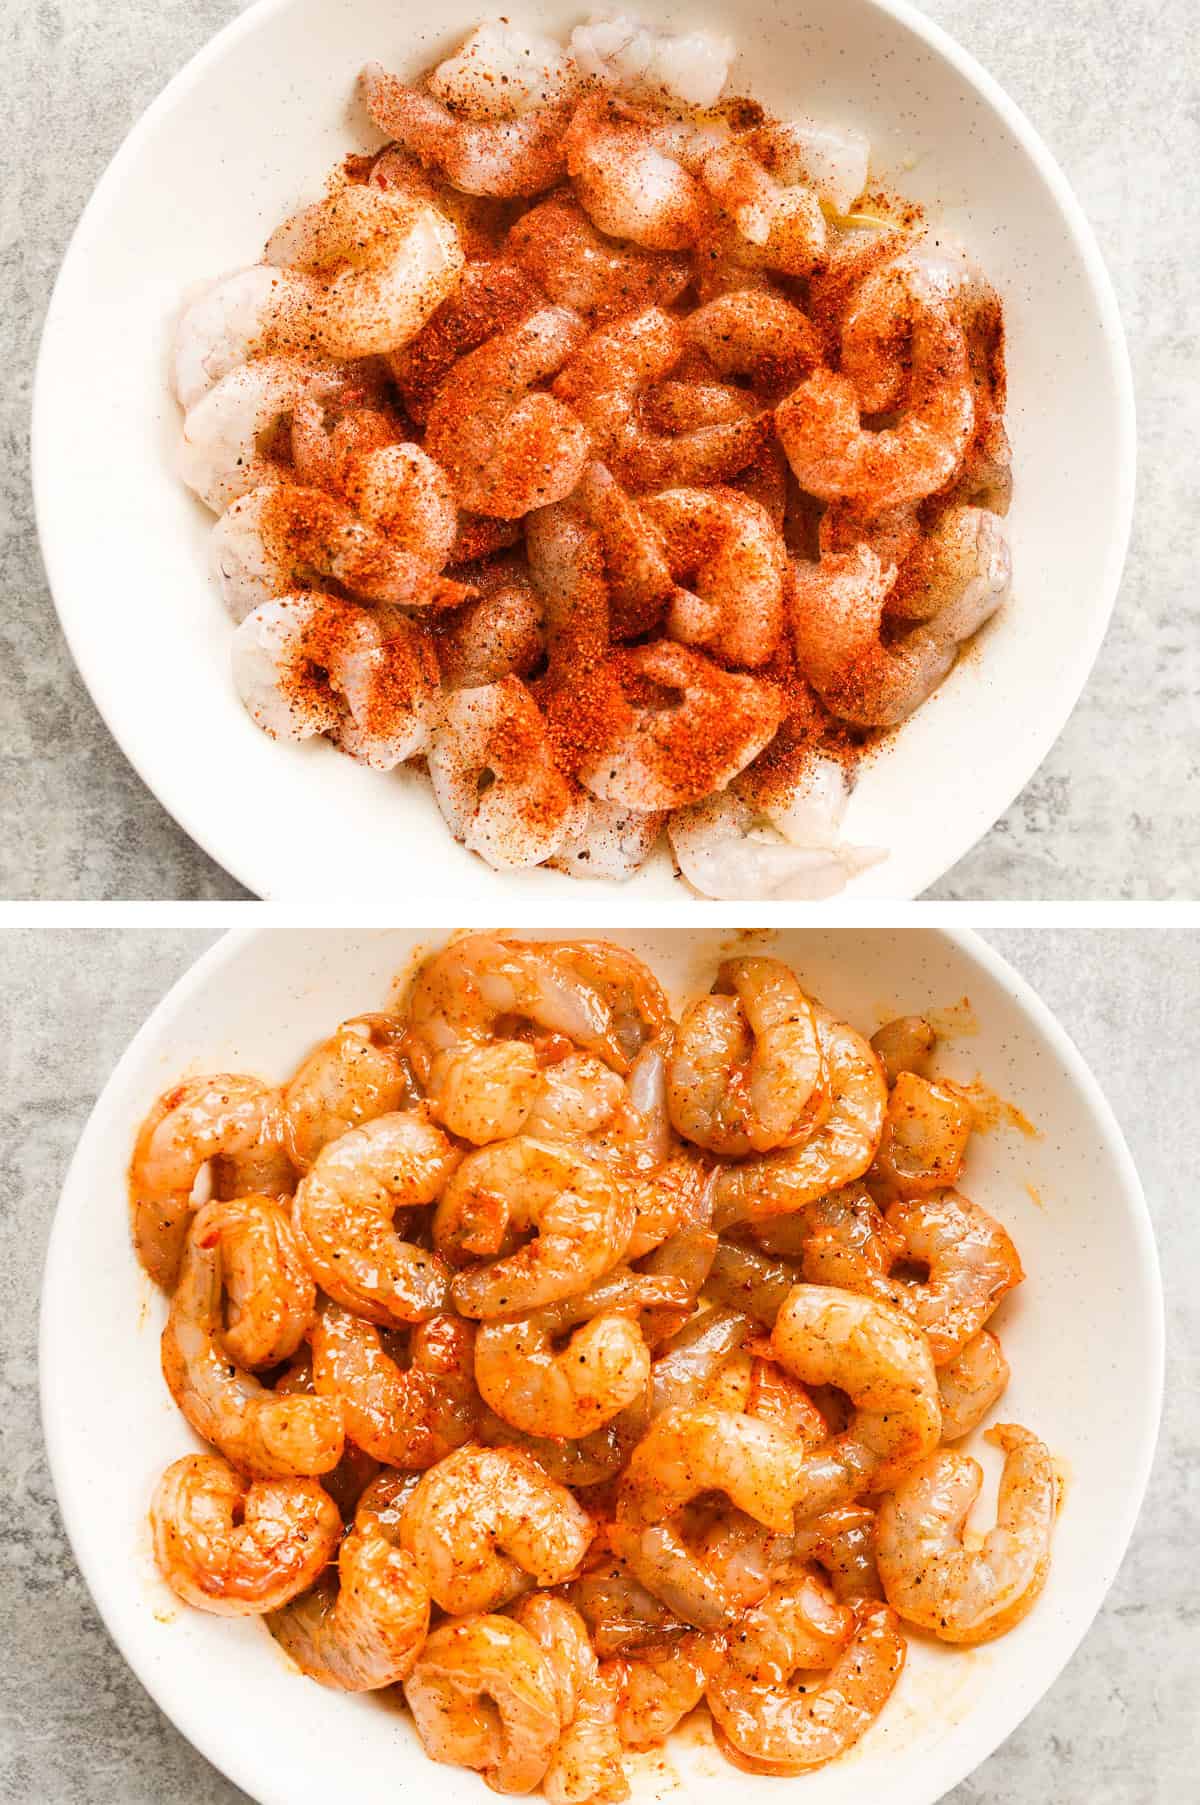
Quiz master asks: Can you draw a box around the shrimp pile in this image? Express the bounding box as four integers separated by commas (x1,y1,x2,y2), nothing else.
139,937,1056,1793
171,14,1012,899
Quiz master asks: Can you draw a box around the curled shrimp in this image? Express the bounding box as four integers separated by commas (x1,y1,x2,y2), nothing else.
684,290,821,397
283,1013,417,1172
641,487,786,667
610,1633,726,1747
873,1071,973,1195
880,1191,1025,1365
549,797,667,884
771,1285,941,1498
714,1004,886,1226
875,1424,1058,1643
389,260,543,424
130,1074,290,1291
161,1205,344,1478
700,139,827,277
399,1445,593,1614
427,21,579,121
570,18,733,108
171,265,315,410
869,1015,937,1087
434,1136,632,1317
749,118,870,215
570,1561,691,1656
196,1193,315,1370
668,788,879,905
425,308,591,518
707,1599,905,1774
564,96,706,251
361,62,573,198
790,1503,884,1603
150,1453,339,1615
667,957,824,1156
428,677,584,871
178,354,343,513
508,195,691,320
312,1302,477,1467
729,1566,856,1681
268,1472,431,1688
513,1595,629,1805
937,1330,1010,1442
434,570,545,689
292,1109,457,1326
405,1614,561,1794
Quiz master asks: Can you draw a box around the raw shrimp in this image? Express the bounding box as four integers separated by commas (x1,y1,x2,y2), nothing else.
513,1595,629,1805
874,1071,973,1195
790,1503,883,1603
283,1014,416,1172
150,1454,340,1615
197,1193,315,1370
567,461,678,638
361,62,574,198
668,790,878,905
570,1562,691,1656
508,196,691,320
434,1136,632,1317
265,183,464,358
390,261,544,425
746,1354,831,1446
641,488,786,667
797,1186,903,1297
667,956,824,1156
570,17,733,108
424,308,591,518
564,96,706,251
880,1191,1024,1365
312,1303,477,1467
268,1473,431,1688
434,577,546,690
937,1330,1010,1442
705,1240,799,1329
869,1015,936,1086
178,355,343,512
729,1567,855,1681
701,139,827,277
130,1074,290,1291
523,1055,626,1144
838,243,991,413
548,798,667,884
161,1206,344,1478
232,593,439,770
292,1110,458,1326
399,1445,593,1614
539,940,672,1070
647,1308,753,1417
427,21,579,119
573,641,783,812
714,1005,886,1225
771,1285,941,1497
747,118,871,216
428,677,584,871
610,1633,726,1747
171,265,315,410
776,309,975,511
883,505,1011,628
406,1614,561,1794
875,1424,1058,1642
707,1600,905,1774
684,291,821,397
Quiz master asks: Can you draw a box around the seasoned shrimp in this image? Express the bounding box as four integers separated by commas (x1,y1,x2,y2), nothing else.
647,1308,752,1417
406,1614,561,1794
882,505,1012,628
548,798,667,884
797,1185,903,1296
523,1055,626,1143
130,1074,290,1290
428,678,584,871
880,1191,1024,1366
790,1503,884,1603
668,789,879,904
539,941,672,1070
729,1567,855,1681
268,1473,431,1688
701,139,827,277
197,1193,315,1370
425,308,591,518
684,291,821,397
937,1330,1010,1442
714,1004,886,1225
428,21,579,119
641,488,786,667
564,96,706,251
570,17,733,108
435,1136,632,1317
232,594,439,770
513,1595,629,1805
875,1424,1058,1643
362,62,574,198
434,575,546,690
312,1303,477,1467
508,196,691,320
292,1110,457,1326
389,260,544,424
178,355,344,512
150,1454,340,1615
399,1445,593,1614
171,265,315,410
748,118,870,215
869,1014,936,1086
874,1071,973,1195
161,1206,344,1478
705,1239,800,1329
570,1561,691,1656
771,1285,941,1498
264,183,464,358
283,1014,416,1172
707,1600,905,1773
610,1633,726,1747
667,956,824,1156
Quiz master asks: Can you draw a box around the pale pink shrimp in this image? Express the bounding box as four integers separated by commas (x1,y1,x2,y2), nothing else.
171,264,317,411
937,1329,1011,1441
512,1594,629,1805
569,461,678,640
177,354,344,513
311,1302,478,1467
283,1013,417,1172
879,1190,1025,1366
873,1070,974,1195
883,504,1013,627
424,307,591,518
508,195,691,320
747,118,871,215
548,797,667,883
427,21,580,121
150,1454,340,1615
361,62,573,198
640,487,787,667
700,139,827,276
564,96,707,251
405,1614,562,1793
728,1567,856,1682
610,1633,727,1748
368,143,520,262
684,290,822,397
196,1193,315,1370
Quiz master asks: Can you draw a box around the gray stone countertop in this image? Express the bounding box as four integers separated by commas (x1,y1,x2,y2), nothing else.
2,1,1198,898
1,927,1196,1798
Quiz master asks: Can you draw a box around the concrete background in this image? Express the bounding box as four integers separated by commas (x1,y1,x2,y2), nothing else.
1,927,1196,1799
2,1,1198,898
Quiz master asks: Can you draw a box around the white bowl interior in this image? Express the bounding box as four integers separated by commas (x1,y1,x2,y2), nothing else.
41,927,1161,1805
33,0,1134,898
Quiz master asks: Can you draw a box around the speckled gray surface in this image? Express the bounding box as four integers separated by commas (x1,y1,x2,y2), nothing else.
1,927,1196,1800
1,0,1197,898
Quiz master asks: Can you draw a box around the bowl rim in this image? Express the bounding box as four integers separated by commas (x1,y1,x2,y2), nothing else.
30,0,1137,900
38,924,1164,1805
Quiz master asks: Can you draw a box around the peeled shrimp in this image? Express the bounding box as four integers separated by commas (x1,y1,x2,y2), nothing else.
283,1014,416,1172
668,789,879,904
880,1191,1025,1365
428,677,583,871
707,1600,905,1774
312,1302,477,1467
130,1074,290,1291
171,265,315,411
729,1567,855,1681
869,1015,937,1087
610,1633,726,1748
641,487,785,667
428,21,579,120
513,1595,629,1805
435,576,545,690
232,593,439,770
667,957,823,1156
701,140,827,277
425,308,591,518
751,118,870,215
714,1004,886,1225
549,797,666,884
684,290,821,397
362,62,574,199
161,1206,344,1478
570,17,733,109
874,1071,973,1195
875,1424,1058,1643
406,1614,561,1794
178,355,344,513
268,1473,431,1688
937,1330,1010,1442
399,1445,593,1614
292,1109,457,1326
434,1136,632,1317
565,96,706,251
150,1454,339,1615
508,195,691,321
196,1193,315,1370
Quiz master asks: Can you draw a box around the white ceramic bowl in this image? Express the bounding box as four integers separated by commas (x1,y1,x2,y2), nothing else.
32,0,1134,899
41,927,1161,1805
